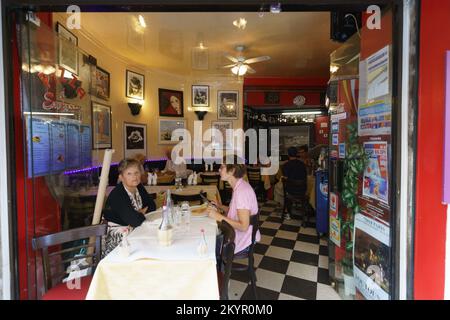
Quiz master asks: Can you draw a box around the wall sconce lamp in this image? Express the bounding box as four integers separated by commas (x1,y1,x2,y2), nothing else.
195,111,208,120
128,102,142,115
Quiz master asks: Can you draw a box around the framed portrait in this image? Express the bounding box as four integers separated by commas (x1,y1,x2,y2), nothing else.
217,90,239,120
159,119,186,144
56,22,79,75
124,122,147,159
159,88,184,117
211,121,233,150
91,66,110,100
126,70,145,100
91,102,112,149
192,85,209,107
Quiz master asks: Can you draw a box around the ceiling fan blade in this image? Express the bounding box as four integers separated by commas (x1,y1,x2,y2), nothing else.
244,56,271,64
222,64,236,68
224,54,239,63
346,53,360,64
246,65,256,74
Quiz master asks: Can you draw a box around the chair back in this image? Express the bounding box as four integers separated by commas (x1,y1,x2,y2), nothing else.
218,220,236,300
200,174,220,188
250,211,260,247
246,167,262,185
32,224,107,293
171,192,208,205
283,178,307,197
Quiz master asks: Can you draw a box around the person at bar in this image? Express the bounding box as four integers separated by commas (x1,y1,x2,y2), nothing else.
207,156,261,254
102,158,156,256
297,144,313,175
163,147,192,179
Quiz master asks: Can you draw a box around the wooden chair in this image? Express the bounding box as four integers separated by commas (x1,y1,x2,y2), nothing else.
217,220,236,300
232,211,260,299
200,173,220,188
32,224,107,300
171,192,208,206
246,166,265,201
282,178,312,223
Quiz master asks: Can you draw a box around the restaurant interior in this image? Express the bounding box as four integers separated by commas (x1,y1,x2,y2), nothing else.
13,2,395,300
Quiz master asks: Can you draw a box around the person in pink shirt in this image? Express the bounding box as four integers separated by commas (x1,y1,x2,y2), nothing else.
207,157,261,254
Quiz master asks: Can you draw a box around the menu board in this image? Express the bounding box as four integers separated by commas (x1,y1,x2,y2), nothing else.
80,125,92,167
50,121,66,173
66,122,81,169
27,117,51,177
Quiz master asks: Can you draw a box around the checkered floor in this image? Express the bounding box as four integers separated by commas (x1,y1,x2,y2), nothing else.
227,201,341,300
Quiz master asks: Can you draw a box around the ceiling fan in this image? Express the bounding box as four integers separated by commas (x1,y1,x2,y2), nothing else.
222,45,271,76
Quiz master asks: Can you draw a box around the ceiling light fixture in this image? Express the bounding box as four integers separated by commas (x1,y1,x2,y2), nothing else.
231,64,248,76
138,15,146,28
232,18,247,29
330,65,339,73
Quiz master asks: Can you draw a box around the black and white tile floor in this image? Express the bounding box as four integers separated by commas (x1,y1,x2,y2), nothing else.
228,200,341,300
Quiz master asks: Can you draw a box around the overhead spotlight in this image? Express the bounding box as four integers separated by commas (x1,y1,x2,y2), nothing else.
138,15,146,28
270,3,282,14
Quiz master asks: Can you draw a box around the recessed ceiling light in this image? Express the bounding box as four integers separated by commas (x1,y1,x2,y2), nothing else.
138,15,146,28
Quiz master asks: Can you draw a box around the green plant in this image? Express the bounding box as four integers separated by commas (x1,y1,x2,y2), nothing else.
341,121,368,275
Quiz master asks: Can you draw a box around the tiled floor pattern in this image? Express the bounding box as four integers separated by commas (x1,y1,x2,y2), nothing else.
228,201,341,300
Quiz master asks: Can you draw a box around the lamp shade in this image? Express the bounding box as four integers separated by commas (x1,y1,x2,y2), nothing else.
231,64,248,76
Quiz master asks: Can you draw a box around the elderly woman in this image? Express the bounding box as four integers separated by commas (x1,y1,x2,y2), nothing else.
207,157,261,254
102,158,156,256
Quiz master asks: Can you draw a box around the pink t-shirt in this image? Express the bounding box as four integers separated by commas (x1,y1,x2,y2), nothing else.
227,179,261,253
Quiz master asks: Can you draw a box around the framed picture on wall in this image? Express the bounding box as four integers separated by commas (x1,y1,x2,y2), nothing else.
124,122,147,159
217,90,238,119
211,121,233,150
91,66,110,100
192,85,209,107
56,22,79,76
91,102,112,149
126,70,145,100
159,88,184,117
159,119,186,144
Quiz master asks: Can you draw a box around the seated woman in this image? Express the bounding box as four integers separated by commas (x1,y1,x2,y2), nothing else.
207,157,261,254
102,158,156,257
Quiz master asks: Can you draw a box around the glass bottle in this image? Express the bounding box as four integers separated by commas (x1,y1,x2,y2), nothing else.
158,206,173,246
165,189,175,225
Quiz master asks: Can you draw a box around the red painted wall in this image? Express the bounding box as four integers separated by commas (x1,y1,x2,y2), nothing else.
244,77,328,88
315,116,329,145
245,91,322,106
414,0,450,300
12,12,61,299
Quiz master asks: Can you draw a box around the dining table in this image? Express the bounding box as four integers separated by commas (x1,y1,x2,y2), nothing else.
86,208,220,300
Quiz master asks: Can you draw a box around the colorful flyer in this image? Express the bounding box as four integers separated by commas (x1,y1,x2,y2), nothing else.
367,46,389,101
339,143,346,159
27,117,51,178
329,192,338,218
50,121,66,173
358,100,392,136
354,214,391,300
363,141,389,204
329,217,341,247
332,134,339,146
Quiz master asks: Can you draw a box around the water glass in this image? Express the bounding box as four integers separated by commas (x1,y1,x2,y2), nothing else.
180,201,191,232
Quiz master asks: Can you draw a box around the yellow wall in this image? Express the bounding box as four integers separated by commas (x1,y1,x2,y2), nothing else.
53,15,243,165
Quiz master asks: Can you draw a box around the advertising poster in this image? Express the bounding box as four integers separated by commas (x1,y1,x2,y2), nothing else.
80,125,92,167
354,214,390,300
330,217,341,247
66,122,81,169
363,141,389,204
358,101,391,137
332,134,339,146
50,121,66,173
27,117,51,178
367,46,389,101
329,192,338,218
339,143,346,159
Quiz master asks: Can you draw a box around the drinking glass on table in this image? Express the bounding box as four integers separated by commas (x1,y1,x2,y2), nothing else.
180,201,191,232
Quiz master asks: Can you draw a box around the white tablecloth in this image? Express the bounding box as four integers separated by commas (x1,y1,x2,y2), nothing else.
86,212,219,300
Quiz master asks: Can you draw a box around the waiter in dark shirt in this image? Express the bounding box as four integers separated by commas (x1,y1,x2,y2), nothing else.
281,147,307,219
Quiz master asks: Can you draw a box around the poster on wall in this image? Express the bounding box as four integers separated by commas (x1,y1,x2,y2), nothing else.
363,141,389,204
50,121,66,173
27,117,51,178
80,125,92,167
358,101,392,137
124,122,147,159
329,192,338,218
366,46,389,101
66,122,81,169
353,213,391,300
330,217,341,247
